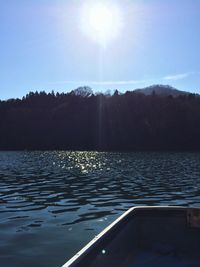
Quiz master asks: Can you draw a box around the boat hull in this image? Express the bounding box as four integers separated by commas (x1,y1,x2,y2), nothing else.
62,206,200,267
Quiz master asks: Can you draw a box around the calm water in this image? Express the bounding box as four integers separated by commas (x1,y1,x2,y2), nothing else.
0,151,200,267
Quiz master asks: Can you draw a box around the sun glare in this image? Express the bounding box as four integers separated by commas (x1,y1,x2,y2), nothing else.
80,0,123,46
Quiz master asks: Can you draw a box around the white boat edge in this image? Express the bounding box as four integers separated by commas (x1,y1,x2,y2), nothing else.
61,206,187,267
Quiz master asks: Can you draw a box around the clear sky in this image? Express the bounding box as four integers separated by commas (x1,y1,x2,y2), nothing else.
0,0,200,100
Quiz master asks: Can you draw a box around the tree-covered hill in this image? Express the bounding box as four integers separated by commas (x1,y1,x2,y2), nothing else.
134,84,191,96
0,85,200,151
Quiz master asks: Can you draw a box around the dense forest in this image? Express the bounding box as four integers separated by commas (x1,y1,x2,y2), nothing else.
0,85,200,151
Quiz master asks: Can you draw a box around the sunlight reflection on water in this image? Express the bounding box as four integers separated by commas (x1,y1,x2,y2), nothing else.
0,151,200,267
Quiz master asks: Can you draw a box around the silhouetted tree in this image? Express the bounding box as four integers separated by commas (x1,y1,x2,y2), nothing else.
0,85,200,150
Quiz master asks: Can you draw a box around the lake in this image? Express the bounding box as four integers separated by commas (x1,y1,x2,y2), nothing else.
0,151,200,267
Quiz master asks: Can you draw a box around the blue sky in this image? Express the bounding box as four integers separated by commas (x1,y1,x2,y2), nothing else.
0,0,200,100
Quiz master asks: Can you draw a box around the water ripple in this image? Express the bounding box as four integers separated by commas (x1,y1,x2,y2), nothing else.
0,151,200,267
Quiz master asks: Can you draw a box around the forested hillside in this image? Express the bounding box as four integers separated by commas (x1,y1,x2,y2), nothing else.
0,86,200,151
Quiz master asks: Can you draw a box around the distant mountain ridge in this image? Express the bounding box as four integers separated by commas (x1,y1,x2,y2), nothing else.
134,84,193,97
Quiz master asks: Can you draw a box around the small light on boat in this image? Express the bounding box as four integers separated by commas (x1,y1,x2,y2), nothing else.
102,249,106,254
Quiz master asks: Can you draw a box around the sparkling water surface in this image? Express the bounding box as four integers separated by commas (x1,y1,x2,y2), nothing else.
0,151,200,267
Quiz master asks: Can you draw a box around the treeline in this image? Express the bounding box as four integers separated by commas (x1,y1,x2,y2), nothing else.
0,86,200,151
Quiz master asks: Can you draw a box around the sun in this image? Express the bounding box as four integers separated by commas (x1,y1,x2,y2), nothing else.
80,0,123,46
